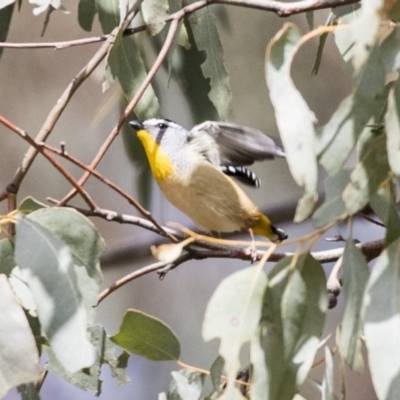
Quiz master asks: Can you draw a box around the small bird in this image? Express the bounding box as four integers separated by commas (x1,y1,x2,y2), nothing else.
129,119,287,242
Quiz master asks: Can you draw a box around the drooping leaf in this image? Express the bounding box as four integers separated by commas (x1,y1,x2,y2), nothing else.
255,254,327,400
47,325,130,394
111,310,180,361
385,79,400,176
312,170,351,228
141,0,169,36
209,355,224,394
0,275,40,399
305,11,314,30
96,0,161,120
317,50,388,175
380,28,400,73
0,1,14,60
188,8,231,120
17,383,41,400
266,23,318,222
202,266,267,390
321,347,337,400
26,207,105,283
15,216,96,373
370,188,400,245
0,238,15,275
343,132,390,215
168,369,205,400
78,0,96,31
350,0,385,72
364,237,400,400
339,240,370,372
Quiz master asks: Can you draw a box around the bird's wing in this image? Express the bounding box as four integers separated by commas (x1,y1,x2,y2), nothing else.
190,121,285,166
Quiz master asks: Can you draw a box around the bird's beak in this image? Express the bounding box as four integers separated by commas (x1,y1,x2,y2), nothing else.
129,121,143,130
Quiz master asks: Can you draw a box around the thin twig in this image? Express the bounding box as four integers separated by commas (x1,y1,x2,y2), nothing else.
0,115,98,210
57,18,181,206
42,142,173,239
8,2,141,193
0,26,146,49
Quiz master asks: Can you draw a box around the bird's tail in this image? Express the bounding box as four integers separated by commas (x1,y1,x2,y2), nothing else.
252,213,288,242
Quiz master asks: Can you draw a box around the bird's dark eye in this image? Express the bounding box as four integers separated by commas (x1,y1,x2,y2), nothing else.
158,122,168,129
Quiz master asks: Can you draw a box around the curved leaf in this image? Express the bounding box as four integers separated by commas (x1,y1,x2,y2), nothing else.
266,23,318,222
111,310,180,361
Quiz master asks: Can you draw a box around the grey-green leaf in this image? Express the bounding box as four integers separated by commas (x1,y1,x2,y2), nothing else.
0,2,14,60
266,23,318,222
0,275,40,399
15,216,96,373
111,310,180,361
0,238,15,276
18,196,47,214
168,370,205,400
312,170,351,228
343,133,390,214
339,240,369,372
141,0,169,37
78,0,96,31
202,266,267,385
188,8,231,120
364,237,400,400
385,79,400,176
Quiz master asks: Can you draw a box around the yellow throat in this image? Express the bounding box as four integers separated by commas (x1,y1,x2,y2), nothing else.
137,129,174,182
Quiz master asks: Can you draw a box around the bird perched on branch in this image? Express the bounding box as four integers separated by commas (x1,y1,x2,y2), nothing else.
130,118,287,242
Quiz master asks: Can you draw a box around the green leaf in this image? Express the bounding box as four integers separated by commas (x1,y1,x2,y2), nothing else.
317,50,388,175
364,237,400,400
188,8,231,120
47,325,129,394
0,2,14,60
168,370,205,400
209,355,224,394
18,196,47,214
96,0,161,120
350,0,385,72
15,216,96,373
78,0,96,31
202,266,267,386
305,11,314,30
255,254,327,400
386,79,400,176
370,188,400,245
312,170,351,228
338,240,370,372
18,383,41,400
321,347,337,400
0,238,15,275
266,23,318,222
27,208,105,283
111,310,180,360
0,275,40,399
141,0,169,37
343,133,390,214
380,28,400,73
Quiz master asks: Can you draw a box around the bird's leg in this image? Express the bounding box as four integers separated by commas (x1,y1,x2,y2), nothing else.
245,228,258,263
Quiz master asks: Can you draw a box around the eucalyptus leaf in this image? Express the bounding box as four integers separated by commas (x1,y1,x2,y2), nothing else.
266,23,318,222
343,133,390,214
364,238,400,400
18,196,47,214
339,240,369,372
312,170,351,228
0,275,40,399
141,0,169,37
111,310,180,361
17,383,41,400
385,80,400,176
188,8,231,120
168,370,205,400
0,238,15,276
209,355,224,394
15,216,97,373
0,1,14,60
202,266,267,386
78,0,96,31
321,347,337,400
